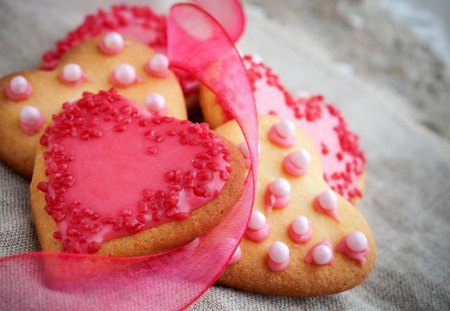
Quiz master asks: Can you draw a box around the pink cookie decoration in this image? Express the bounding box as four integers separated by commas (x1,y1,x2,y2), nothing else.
314,189,341,222
228,245,242,265
19,105,44,134
6,75,32,100
99,32,125,55
305,240,334,266
268,119,296,147
265,177,291,211
288,216,312,244
58,64,88,86
283,149,312,176
336,231,369,265
144,93,168,115
238,143,251,168
110,64,140,87
267,241,290,272
145,53,170,78
245,211,270,242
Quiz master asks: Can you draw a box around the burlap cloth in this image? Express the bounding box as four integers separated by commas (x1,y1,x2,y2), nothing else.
0,0,449,310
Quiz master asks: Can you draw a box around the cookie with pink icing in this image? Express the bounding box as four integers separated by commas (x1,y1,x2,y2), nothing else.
0,35,186,177
199,55,366,203
214,115,375,296
30,89,246,256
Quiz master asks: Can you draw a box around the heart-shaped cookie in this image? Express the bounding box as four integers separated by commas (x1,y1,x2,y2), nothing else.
0,34,186,177
214,115,375,296
30,89,245,256
200,55,365,203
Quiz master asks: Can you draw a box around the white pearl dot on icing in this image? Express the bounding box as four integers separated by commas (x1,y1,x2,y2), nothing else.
268,241,289,264
318,190,337,210
312,245,333,265
9,76,28,94
276,119,295,138
20,105,41,125
346,231,368,252
103,32,124,51
290,149,312,169
248,211,266,230
269,178,291,197
62,64,83,82
114,64,137,86
149,53,169,73
292,216,309,235
144,93,166,112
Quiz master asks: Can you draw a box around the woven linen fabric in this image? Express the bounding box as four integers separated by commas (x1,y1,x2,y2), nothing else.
0,0,449,310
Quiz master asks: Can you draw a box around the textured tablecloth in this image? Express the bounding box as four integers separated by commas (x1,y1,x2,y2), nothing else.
0,0,449,310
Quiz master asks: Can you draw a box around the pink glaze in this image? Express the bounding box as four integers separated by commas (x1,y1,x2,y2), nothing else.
314,190,341,222
231,55,366,202
265,178,291,211
145,53,170,78
268,119,296,147
58,64,88,87
19,105,44,134
305,240,334,266
228,245,242,265
283,149,311,176
238,143,251,168
110,64,141,87
267,241,290,272
144,93,168,116
336,231,369,265
6,76,32,100
288,216,312,244
38,90,231,253
98,32,125,55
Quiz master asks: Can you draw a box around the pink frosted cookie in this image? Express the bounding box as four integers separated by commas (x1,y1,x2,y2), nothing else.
215,115,375,296
200,55,366,203
0,35,186,177
30,89,245,256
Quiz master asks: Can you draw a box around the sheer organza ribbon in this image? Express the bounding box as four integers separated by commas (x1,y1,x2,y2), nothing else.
0,3,257,311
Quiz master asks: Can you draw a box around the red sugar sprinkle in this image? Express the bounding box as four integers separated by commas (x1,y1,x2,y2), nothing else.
38,89,230,253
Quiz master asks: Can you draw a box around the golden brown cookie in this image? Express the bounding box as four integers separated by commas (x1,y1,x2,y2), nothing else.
30,89,245,256
215,115,375,296
0,33,186,177
200,55,366,204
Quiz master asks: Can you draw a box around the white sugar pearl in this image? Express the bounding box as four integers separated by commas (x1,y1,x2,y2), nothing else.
276,119,295,138
292,216,309,235
318,190,337,210
149,54,169,73
20,106,41,125
103,32,124,51
114,64,136,86
144,93,166,112
9,76,28,94
248,211,266,230
268,241,289,264
290,149,311,169
346,231,368,252
269,178,291,197
313,245,333,265
62,64,82,82
239,143,250,158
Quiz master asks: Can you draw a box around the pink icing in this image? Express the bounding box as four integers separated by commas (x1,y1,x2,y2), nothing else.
98,32,125,55
267,241,290,272
283,149,311,176
314,190,341,222
268,120,296,147
6,76,32,100
145,53,170,78
288,216,312,244
19,105,44,134
38,90,231,253
245,224,270,242
305,240,334,266
228,245,242,265
110,64,141,87
336,231,369,265
265,178,290,211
